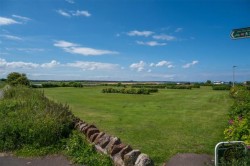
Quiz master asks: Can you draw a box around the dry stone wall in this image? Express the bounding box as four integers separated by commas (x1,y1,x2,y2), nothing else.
74,118,154,166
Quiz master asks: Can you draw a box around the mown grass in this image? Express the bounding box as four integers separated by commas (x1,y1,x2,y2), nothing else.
44,86,232,165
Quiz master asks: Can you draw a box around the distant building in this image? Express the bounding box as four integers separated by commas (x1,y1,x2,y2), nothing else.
213,81,225,85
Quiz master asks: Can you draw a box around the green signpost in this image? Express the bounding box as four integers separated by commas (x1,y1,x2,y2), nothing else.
231,27,250,39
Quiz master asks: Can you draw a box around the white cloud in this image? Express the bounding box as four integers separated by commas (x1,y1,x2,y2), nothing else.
147,69,152,73
127,30,154,37
1,35,22,41
182,60,199,68
175,28,183,32
0,58,39,69
72,10,91,17
155,61,171,67
150,60,174,68
12,15,31,22
153,34,176,41
0,58,60,69
41,60,60,68
130,61,146,72
65,0,75,4
63,47,118,56
56,10,71,17
67,61,119,71
56,9,91,17
136,41,166,46
0,16,20,25
54,40,118,56
167,64,174,68
54,40,78,47
149,63,155,67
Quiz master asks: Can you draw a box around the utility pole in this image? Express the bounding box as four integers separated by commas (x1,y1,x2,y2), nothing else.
233,66,237,87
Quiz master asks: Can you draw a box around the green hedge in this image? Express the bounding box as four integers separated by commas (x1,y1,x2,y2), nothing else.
102,88,158,95
166,85,192,89
131,84,166,89
212,85,231,90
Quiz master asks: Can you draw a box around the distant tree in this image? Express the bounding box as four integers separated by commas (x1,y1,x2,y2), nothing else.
7,72,30,86
205,80,212,85
117,82,122,87
0,78,6,81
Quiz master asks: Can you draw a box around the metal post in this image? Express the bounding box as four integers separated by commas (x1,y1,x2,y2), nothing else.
233,66,237,87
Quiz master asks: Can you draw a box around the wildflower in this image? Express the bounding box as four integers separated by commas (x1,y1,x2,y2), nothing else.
229,119,234,125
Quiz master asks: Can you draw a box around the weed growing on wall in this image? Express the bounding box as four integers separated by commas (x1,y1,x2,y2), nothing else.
64,130,112,166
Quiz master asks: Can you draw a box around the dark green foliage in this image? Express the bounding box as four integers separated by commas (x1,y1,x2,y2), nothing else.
0,87,74,151
38,82,83,88
69,82,83,88
212,85,231,90
191,84,200,88
7,72,30,86
42,83,60,88
131,84,167,89
205,80,212,86
102,87,158,95
166,85,192,89
0,81,6,89
64,130,112,166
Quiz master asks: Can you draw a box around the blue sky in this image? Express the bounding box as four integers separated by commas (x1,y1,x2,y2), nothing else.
0,0,249,82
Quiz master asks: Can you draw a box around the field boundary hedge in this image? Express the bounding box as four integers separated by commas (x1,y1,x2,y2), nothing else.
102,88,158,95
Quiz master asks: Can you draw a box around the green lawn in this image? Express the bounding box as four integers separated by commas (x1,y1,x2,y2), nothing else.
43,86,232,165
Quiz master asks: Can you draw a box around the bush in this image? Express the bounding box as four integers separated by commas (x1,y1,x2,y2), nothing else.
6,72,30,86
131,84,166,89
102,87,158,95
212,85,231,90
191,84,200,88
42,83,60,88
224,86,250,146
0,87,74,151
166,85,192,89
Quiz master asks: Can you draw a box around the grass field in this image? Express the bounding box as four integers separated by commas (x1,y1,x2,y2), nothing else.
43,86,232,165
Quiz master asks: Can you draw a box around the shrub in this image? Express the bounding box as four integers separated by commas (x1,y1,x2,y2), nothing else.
224,117,250,145
131,84,166,89
212,85,231,90
102,87,158,95
166,85,192,89
224,86,250,147
0,87,74,151
6,72,30,86
191,84,200,88
42,83,60,88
